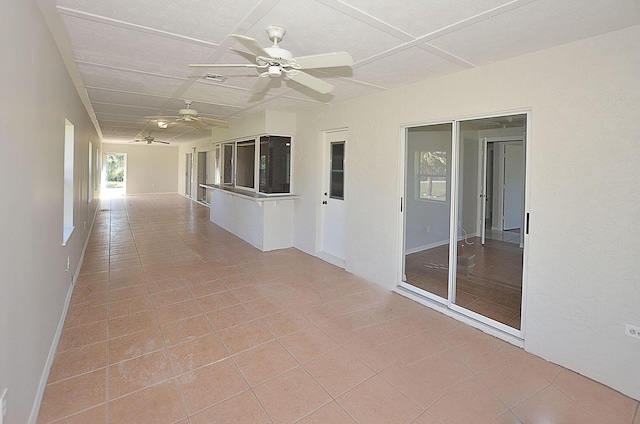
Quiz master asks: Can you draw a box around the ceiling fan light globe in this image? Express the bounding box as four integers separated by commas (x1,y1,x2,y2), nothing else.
267,65,282,77
157,121,168,129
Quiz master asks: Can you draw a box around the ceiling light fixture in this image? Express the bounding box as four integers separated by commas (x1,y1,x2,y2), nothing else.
157,121,168,129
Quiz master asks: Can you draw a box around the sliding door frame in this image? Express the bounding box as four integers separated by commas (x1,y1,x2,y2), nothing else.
397,110,531,344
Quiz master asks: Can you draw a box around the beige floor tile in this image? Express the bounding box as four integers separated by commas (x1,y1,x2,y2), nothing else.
108,294,153,319
37,369,107,423
337,375,422,424
296,401,356,424
260,309,311,338
478,347,560,407
244,296,287,318
390,329,449,365
43,404,106,424
161,314,215,347
512,386,607,424
189,390,271,424
381,350,472,408
108,326,165,364
279,326,340,364
167,332,229,375
196,290,241,312
304,347,375,397
108,350,173,399
151,286,194,307
217,320,274,354
64,302,108,328
254,367,332,424
57,320,107,352
234,340,299,387
107,380,186,424
108,309,158,338
553,369,638,424
427,378,508,424
206,303,255,331
47,342,107,384
176,358,248,415
155,299,202,325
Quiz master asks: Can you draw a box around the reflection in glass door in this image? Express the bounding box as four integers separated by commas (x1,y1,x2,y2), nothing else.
403,123,452,301
402,114,527,333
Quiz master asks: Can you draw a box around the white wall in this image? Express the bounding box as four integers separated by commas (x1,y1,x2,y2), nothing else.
0,1,102,422
103,143,179,194
293,25,640,399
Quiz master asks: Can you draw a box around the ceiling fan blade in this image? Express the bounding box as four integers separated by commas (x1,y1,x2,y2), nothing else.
284,70,334,94
189,63,261,68
290,52,354,69
199,117,229,127
188,119,210,131
250,74,272,94
230,34,270,58
155,141,170,144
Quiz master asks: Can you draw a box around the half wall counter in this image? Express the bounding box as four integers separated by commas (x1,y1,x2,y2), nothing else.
201,184,299,252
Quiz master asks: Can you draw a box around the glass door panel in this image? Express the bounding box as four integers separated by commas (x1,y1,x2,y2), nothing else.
453,116,526,330
403,123,452,300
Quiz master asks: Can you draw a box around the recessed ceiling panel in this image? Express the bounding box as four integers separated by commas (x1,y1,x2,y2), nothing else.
338,0,509,37
56,0,260,43
77,63,187,97
351,46,464,88
244,0,404,62
430,0,640,66
87,88,170,110
62,15,216,77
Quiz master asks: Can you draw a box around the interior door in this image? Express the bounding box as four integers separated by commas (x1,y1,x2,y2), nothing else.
185,153,193,198
502,143,524,230
320,130,347,266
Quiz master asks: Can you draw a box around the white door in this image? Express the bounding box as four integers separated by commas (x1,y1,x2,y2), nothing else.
320,130,347,266
185,153,193,198
502,143,524,230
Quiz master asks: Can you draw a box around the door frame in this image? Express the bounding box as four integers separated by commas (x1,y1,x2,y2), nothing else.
397,110,531,344
317,128,348,268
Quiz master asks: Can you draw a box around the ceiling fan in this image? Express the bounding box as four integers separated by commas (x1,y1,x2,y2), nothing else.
130,133,170,145
189,25,353,95
146,100,229,131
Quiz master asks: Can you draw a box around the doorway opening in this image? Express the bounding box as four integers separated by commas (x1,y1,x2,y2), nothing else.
401,113,528,336
104,153,126,199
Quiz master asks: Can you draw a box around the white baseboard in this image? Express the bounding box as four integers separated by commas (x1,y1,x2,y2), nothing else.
28,202,100,423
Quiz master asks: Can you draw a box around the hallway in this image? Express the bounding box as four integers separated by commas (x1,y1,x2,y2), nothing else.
37,195,638,424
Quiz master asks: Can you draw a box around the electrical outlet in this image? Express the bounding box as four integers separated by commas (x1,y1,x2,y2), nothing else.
624,323,640,340
1,388,7,424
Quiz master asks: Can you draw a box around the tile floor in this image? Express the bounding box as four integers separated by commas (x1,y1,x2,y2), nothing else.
37,195,639,424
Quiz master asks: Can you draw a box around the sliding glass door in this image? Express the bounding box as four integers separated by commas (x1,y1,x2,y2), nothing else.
402,113,528,335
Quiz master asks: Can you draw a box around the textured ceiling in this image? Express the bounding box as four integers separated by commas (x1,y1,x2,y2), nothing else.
41,0,640,144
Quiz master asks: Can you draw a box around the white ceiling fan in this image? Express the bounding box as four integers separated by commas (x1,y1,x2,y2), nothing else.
130,133,170,145
146,100,229,131
189,25,354,95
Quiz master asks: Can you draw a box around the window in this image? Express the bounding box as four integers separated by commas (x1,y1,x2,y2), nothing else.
259,136,291,194
222,143,234,185
214,135,292,195
416,150,447,201
236,139,255,189
329,141,344,200
63,119,75,244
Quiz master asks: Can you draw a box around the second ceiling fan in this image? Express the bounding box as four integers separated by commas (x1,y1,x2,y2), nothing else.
190,25,353,95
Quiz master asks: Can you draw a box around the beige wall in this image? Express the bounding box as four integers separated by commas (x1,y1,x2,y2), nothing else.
293,25,640,399
103,143,179,195
0,1,102,422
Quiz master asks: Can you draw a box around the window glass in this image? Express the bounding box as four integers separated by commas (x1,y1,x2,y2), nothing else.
236,139,255,189
329,141,344,199
417,150,447,201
